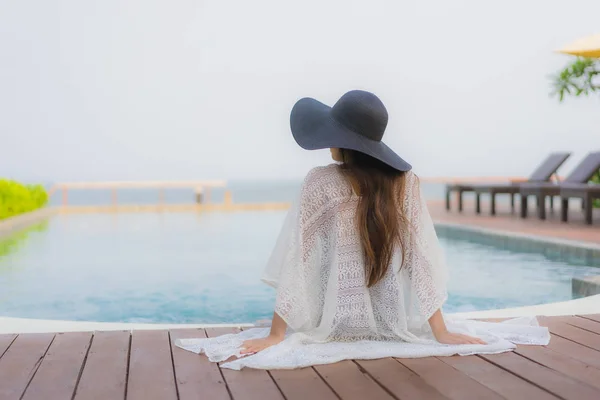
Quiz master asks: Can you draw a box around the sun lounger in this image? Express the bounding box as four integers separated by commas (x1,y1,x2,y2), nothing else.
559,183,600,225
520,151,600,221
445,152,570,214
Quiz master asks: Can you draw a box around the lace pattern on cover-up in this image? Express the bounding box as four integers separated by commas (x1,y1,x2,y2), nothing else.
176,164,550,370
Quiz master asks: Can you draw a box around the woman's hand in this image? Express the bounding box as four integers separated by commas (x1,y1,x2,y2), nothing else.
240,334,284,355
428,309,486,345
240,312,288,355
434,330,487,345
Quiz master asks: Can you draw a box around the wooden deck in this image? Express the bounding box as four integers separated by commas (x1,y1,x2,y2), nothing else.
429,200,600,245
1,315,599,399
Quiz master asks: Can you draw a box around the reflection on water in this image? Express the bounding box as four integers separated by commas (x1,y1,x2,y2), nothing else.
0,221,48,261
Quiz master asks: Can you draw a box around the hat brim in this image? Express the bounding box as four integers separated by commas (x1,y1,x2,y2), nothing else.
290,97,412,172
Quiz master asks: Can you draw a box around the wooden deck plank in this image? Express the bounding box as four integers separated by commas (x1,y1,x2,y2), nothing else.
567,316,600,334
2,315,600,400
0,333,55,400
545,333,600,369
540,317,600,351
269,368,338,400
169,328,231,400
0,334,17,358
356,358,449,400
398,357,504,400
515,345,600,390
205,328,283,400
442,355,557,400
313,360,394,400
127,330,177,400
580,314,600,323
480,352,600,400
233,327,335,400
73,330,130,400
22,332,92,400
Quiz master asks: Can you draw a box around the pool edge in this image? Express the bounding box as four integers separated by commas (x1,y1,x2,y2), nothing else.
433,221,600,251
1,294,598,334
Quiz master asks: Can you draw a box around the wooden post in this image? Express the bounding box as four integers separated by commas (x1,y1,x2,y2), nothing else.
195,187,203,204
561,197,569,222
537,195,546,220
62,188,68,206
585,193,593,225
521,195,528,218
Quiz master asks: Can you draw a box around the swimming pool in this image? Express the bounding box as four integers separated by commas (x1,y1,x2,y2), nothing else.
0,212,597,324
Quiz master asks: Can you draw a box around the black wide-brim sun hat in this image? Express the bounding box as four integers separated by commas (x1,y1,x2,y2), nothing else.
290,90,412,171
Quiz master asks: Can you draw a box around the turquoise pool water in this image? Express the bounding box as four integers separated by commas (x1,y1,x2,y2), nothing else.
0,212,597,324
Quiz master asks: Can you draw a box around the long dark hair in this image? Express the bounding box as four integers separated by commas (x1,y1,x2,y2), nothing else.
339,149,408,287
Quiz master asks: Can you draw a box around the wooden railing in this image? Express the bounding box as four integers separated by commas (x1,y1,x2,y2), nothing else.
49,181,227,206
47,176,533,208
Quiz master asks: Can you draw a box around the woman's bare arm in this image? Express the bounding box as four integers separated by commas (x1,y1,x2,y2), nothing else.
269,312,287,338
240,312,287,354
429,309,486,345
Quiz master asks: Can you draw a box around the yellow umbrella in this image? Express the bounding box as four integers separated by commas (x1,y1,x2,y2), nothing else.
558,34,600,58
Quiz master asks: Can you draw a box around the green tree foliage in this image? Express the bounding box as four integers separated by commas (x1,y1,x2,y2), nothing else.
0,179,49,220
551,57,600,207
552,58,599,101
592,171,600,208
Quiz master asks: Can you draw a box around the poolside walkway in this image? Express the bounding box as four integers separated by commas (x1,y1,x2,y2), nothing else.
0,315,599,400
429,200,600,245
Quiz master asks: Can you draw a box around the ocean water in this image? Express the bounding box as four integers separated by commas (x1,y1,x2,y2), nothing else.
48,180,448,206
0,210,597,324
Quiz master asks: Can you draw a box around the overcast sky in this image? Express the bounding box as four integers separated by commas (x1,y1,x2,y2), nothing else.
1,0,599,182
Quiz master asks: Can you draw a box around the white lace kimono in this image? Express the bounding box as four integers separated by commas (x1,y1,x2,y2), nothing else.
176,164,550,370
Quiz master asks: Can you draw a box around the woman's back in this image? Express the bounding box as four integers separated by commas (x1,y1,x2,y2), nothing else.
263,163,448,342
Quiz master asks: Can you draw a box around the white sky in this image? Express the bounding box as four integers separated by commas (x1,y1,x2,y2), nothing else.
1,0,599,182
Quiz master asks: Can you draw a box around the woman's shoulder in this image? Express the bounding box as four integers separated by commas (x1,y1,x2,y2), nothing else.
303,163,343,184
401,170,423,209
405,170,419,186
300,164,352,203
